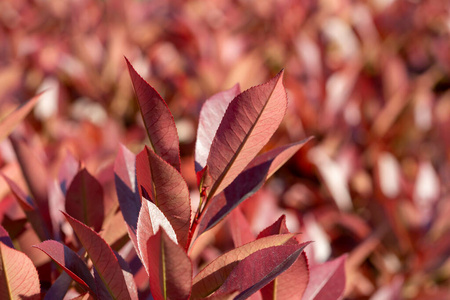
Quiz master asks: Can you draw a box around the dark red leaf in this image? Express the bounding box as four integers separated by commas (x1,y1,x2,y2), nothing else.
214,242,310,299
205,71,288,199
0,225,14,249
65,168,104,232
302,255,347,300
0,242,40,299
195,84,241,173
126,57,181,171
136,146,191,247
33,240,96,294
146,228,192,300
63,212,133,300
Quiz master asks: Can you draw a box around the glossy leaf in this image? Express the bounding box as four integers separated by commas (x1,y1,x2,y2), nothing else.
63,212,133,300
302,255,347,300
136,146,191,247
205,70,287,199
126,57,181,171
146,228,192,300
195,84,241,173
199,139,311,234
137,198,178,275
213,243,310,299
66,168,104,232
33,240,96,294
191,234,297,299
0,242,40,299
114,144,141,251
0,94,40,142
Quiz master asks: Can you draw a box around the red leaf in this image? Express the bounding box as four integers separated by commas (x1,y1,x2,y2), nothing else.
114,144,141,251
199,139,311,234
33,240,96,294
125,58,181,171
0,94,40,142
66,168,104,232
302,255,347,300
195,84,241,173
228,207,255,248
205,70,287,199
214,243,310,299
0,225,13,249
137,198,178,275
136,146,191,247
191,234,297,299
0,242,40,299
63,212,133,300
44,272,75,300
258,216,310,300
146,228,192,300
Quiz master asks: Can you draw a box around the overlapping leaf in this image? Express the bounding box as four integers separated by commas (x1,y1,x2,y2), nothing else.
195,84,241,173
199,139,311,234
66,168,104,232
0,242,40,299
191,234,297,299
146,228,192,300
136,146,191,247
63,212,136,300
205,70,287,199
213,243,310,299
126,58,181,171
33,240,96,294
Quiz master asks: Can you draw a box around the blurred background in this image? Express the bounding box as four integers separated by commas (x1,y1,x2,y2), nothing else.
0,0,449,298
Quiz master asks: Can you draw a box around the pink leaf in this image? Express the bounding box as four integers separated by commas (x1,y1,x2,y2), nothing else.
136,146,191,247
0,94,40,142
33,240,96,294
126,57,181,171
0,242,40,299
114,144,141,251
302,255,347,300
191,234,297,299
0,225,13,249
228,207,255,248
63,212,133,300
205,70,287,199
195,84,241,173
146,228,192,300
199,139,311,234
66,168,104,232
214,243,310,299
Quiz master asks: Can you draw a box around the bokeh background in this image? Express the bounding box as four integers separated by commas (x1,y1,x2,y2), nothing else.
1,0,449,298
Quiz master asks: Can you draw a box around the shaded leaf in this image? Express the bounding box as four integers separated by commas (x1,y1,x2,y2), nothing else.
146,228,192,300
302,255,347,300
137,197,178,275
0,224,14,249
43,271,74,300
206,71,287,199
195,84,241,173
136,146,191,247
114,250,138,300
191,234,297,299
126,57,181,171
33,240,96,294
0,242,40,299
114,144,141,251
214,243,310,300
0,94,40,142
199,139,311,234
66,168,104,232
63,212,132,300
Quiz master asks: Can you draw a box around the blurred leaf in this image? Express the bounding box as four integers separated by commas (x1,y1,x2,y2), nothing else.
63,212,133,300
33,240,96,294
195,84,241,173
0,242,40,299
0,94,40,142
136,146,191,247
213,243,310,299
205,70,288,198
66,168,104,232
0,225,13,249
146,228,192,300
126,58,181,171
